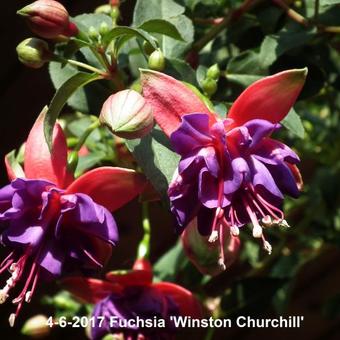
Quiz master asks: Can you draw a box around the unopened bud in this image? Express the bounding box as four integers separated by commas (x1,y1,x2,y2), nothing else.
148,49,165,71
100,89,154,139
16,38,50,69
21,315,50,338
88,26,98,40
95,4,113,15
99,22,110,36
206,64,220,80
17,0,78,39
202,77,217,97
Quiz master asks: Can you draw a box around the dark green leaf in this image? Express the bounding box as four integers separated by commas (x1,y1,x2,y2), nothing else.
103,26,158,49
139,19,184,41
165,58,197,84
133,0,184,26
44,72,102,150
125,128,180,203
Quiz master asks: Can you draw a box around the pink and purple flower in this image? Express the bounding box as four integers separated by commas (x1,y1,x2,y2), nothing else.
141,68,306,270
0,108,146,325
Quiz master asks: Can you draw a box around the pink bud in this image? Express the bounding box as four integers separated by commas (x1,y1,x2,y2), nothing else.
100,90,154,139
182,219,241,276
17,0,78,39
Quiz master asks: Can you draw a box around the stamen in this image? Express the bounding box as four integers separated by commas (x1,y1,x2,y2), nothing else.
279,219,290,228
0,289,9,304
262,236,272,255
208,230,218,243
261,215,272,227
243,197,263,238
230,226,239,236
9,313,16,327
218,257,226,271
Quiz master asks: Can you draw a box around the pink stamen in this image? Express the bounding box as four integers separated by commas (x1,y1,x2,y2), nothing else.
243,196,262,238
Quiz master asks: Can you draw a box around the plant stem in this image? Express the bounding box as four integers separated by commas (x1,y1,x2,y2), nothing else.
66,59,108,77
137,202,151,260
74,119,101,152
272,0,309,26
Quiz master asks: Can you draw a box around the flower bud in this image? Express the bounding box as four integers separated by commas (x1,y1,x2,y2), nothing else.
206,64,220,80
100,90,154,139
21,314,50,338
95,4,112,15
202,77,217,97
16,38,51,69
99,22,110,36
148,49,166,71
17,0,78,39
182,219,240,276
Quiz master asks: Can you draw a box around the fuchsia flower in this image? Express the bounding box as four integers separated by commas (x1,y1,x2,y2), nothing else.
141,68,306,270
63,258,203,340
0,108,146,325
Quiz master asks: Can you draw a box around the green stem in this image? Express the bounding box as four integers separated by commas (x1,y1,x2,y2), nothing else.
192,16,230,52
74,119,101,152
137,202,151,260
66,59,108,77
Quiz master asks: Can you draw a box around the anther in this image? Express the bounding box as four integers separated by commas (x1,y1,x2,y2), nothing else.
0,289,9,304
230,226,239,236
261,215,272,228
208,230,219,243
252,225,263,238
218,258,226,271
9,313,16,327
279,219,290,228
263,240,272,255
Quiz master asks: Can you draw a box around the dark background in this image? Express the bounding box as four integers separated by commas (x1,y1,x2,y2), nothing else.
0,1,339,339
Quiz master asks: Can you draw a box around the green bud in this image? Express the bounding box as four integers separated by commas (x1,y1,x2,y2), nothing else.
99,22,109,36
88,26,98,40
148,49,165,71
111,6,120,21
16,38,50,69
202,77,217,97
95,4,112,15
21,315,50,338
67,150,79,173
143,41,155,56
206,63,220,80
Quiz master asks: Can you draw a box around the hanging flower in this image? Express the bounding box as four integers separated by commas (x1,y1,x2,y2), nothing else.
63,259,203,340
141,68,306,270
0,108,146,325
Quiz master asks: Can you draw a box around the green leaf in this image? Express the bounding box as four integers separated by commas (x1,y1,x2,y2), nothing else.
281,108,305,139
133,0,193,58
259,24,316,69
44,72,102,150
165,58,197,84
102,26,158,49
49,62,110,113
139,19,184,41
227,50,265,75
133,0,185,26
153,241,187,282
321,0,340,5
72,13,113,33
125,127,180,203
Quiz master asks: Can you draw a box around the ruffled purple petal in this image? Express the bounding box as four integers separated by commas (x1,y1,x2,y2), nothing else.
170,113,212,156
244,119,279,147
250,156,283,199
